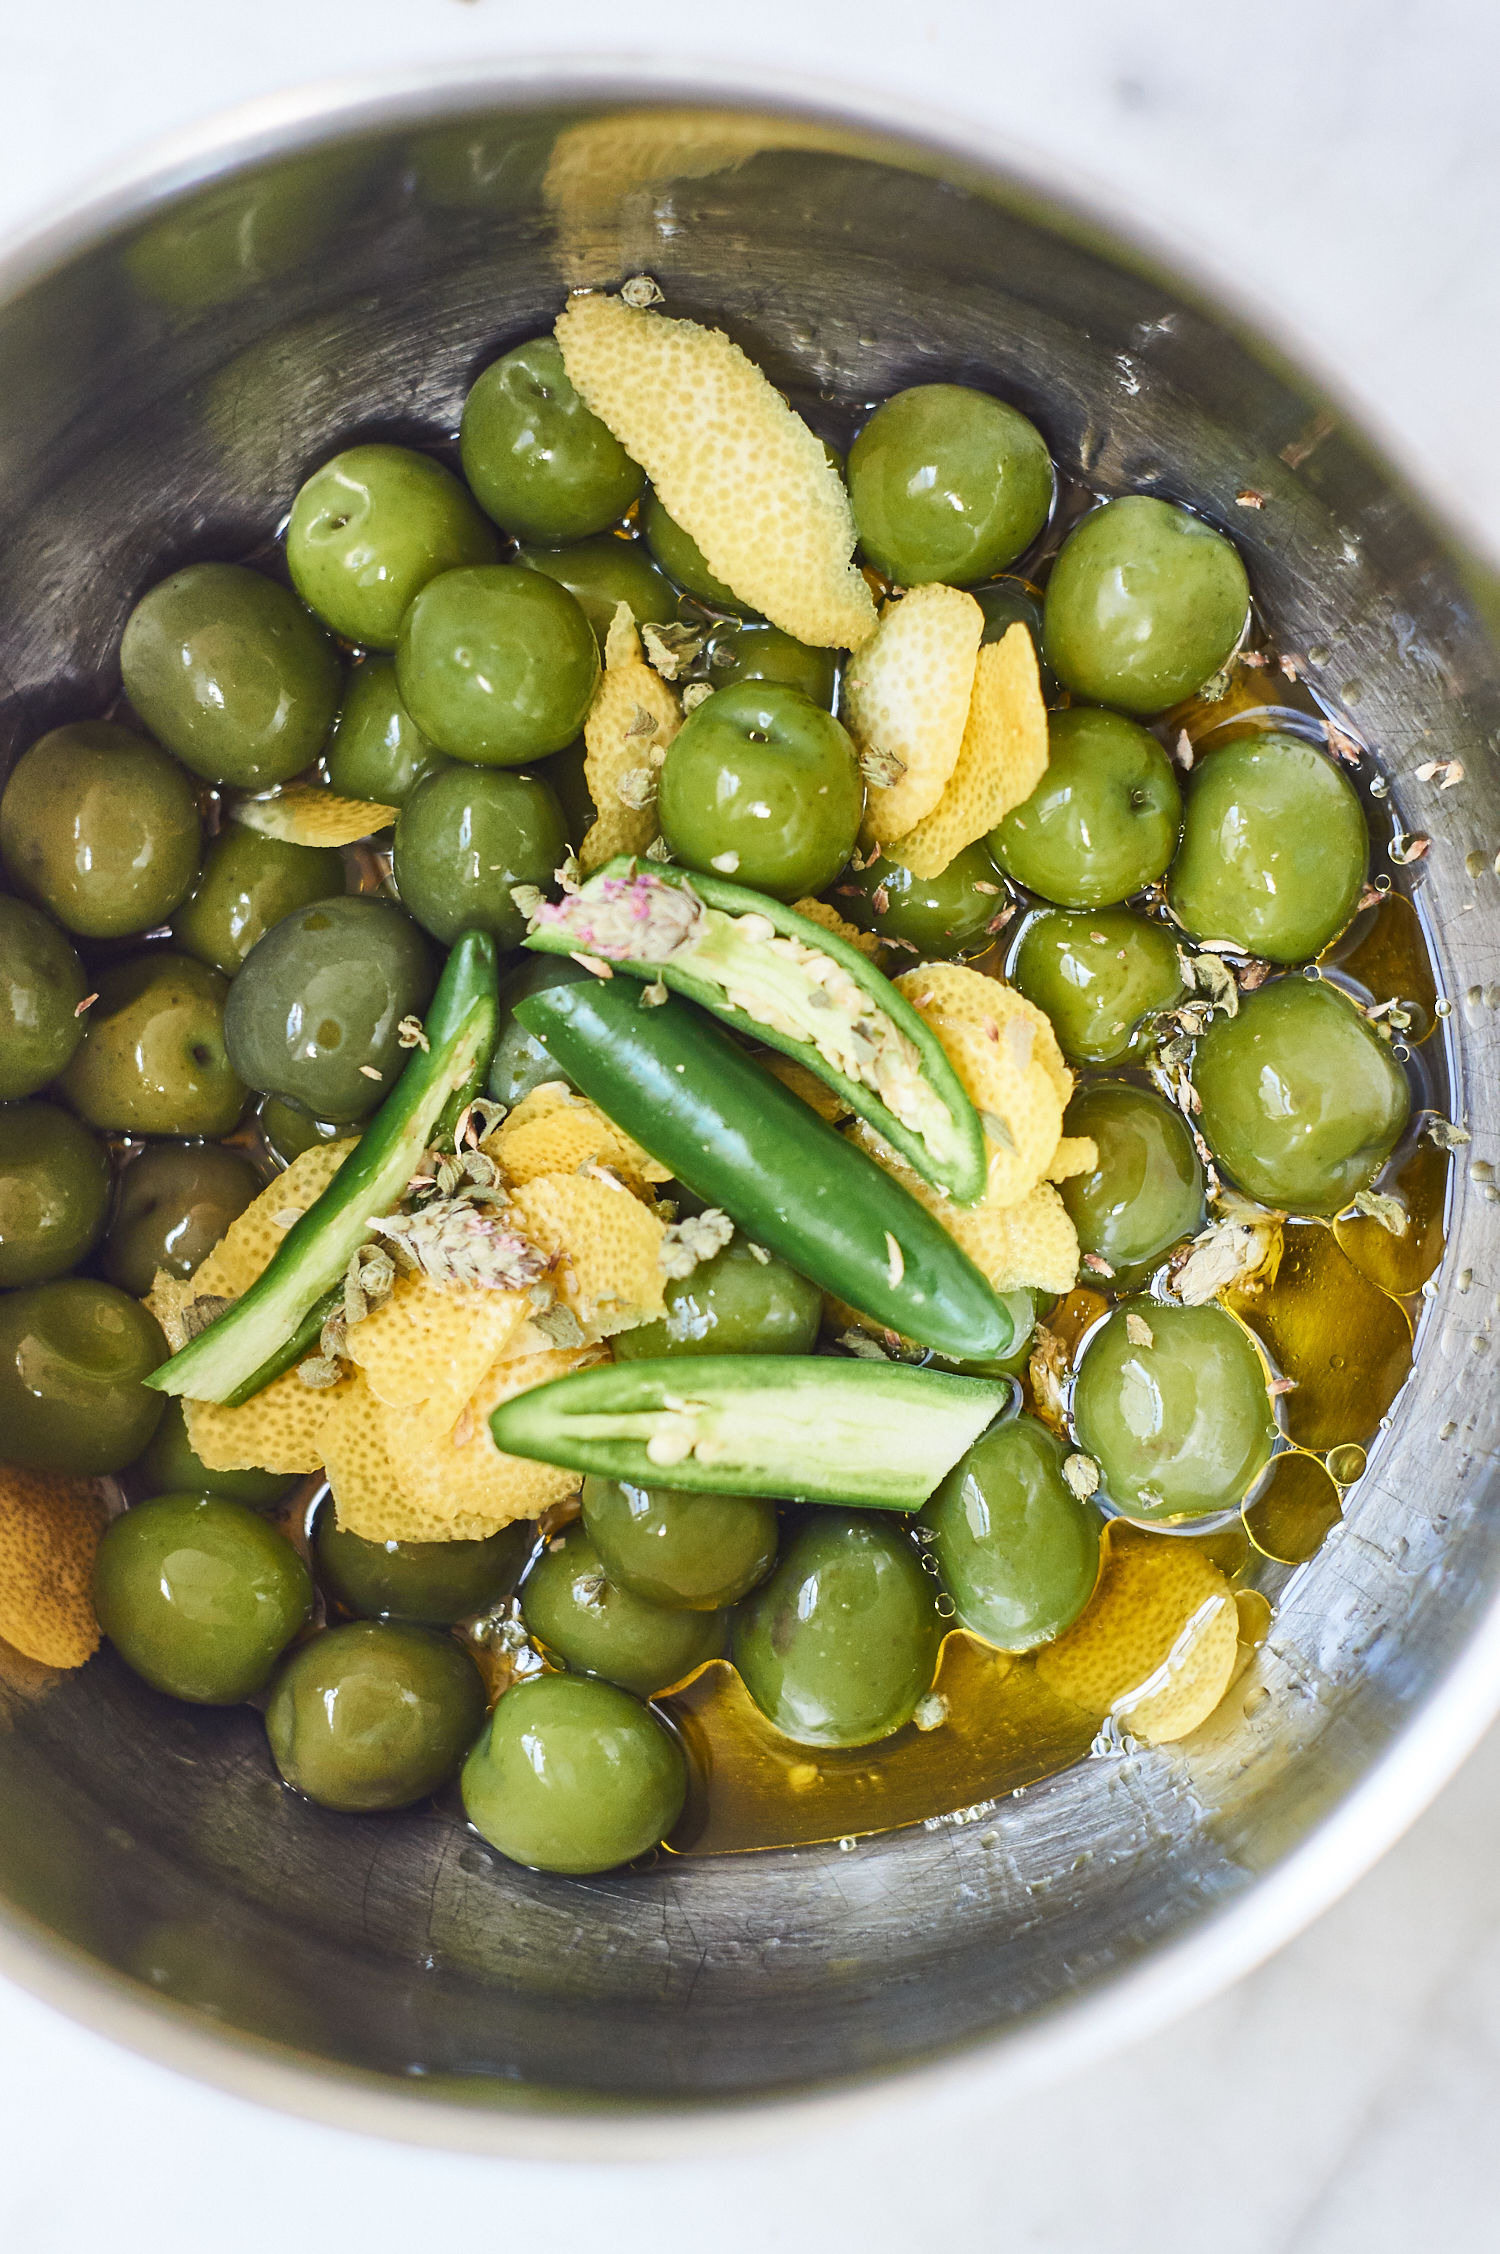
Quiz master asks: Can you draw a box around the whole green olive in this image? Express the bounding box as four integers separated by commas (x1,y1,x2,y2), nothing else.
832,840,1006,961
314,1503,530,1624
642,491,753,613
396,565,600,767
1072,1300,1276,1522
1168,734,1369,961
658,681,863,901
222,896,434,1122
515,535,679,654
94,1492,312,1702
58,953,246,1138
461,1672,686,1875
0,1100,111,1287
991,707,1182,909
1194,976,1410,1214
120,562,342,790
0,895,88,1099
0,1277,165,1472
520,1528,725,1696
171,822,345,976
848,384,1054,586
702,621,837,709
733,1511,942,1748
485,954,591,1109
266,1621,487,1810
581,1475,778,1610
1059,1082,1205,1277
259,1095,369,1167
1042,496,1250,715
286,443,497,647
612,1233,822,1360
101,1141,263,1298
393,764,568,949
128,1396,298,1512
0,722,201,940
922,1414,1102,1649
1007,907,1186,1066
460,337,646,543
324,655,451,810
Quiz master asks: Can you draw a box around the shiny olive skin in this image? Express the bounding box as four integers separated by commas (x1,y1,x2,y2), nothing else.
1043,497,1250,715
703,621,837,710
266,1621,486,1810
991,706,1182,909
223,896,434,1123
1169,735,1369,961
516,535,679,654
0,1278,165,1472
120,563,342,790
582,1475,779,1611
58,953,246,1138
462,1671,686,1875
613,1234,822,1361
735,1512,942,1747
922,1415,1102,1650
1008,907,1186,1066
0,1100,111,1287
1195,976,1411,1215
393,764,567,949
642,491,753,614
0,895,88,1098
101,1141,262,1297
485,954,590,1108
286,443,498,648
324,655,451,809
172,823,345,976
1073,1301,1276,1522
521,1529,726,1696
396,565,599,767
460,337,646,544
259,1094,369,1166
658,681,863,902
1060,1083,1206,1277
848,384,1054,586
0,722,200,940
94,1492,311,1702
129,1396,298,1512
534,738,596,851
314,1504,529,1624
833,839,1006,961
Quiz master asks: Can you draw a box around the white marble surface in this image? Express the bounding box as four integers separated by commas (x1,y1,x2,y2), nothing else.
3,1,1499,2243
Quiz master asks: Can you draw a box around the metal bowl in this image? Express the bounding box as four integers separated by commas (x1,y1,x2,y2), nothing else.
2,64,1498,2156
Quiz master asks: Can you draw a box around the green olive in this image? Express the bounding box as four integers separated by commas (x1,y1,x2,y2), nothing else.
58,953,246,1138
831,840,1006,962
396,565,600,767
642,491,753,613
0,895,88,1098
1042,497,1250,715
733,1511,942,1747
266,1621,487,1810
259,1095,369,1167
393,764,568,949
1007,907,1186,1066
1059,1083,1205,1277
1194,976,1411,1214
120,563,342,791
921,1414,1102,1649
1168,735,1369,961
1072,1301,1276,1522
612,1233,822,1360
0,722,201,940
461,1672,686,1874
991,707,1182,908
323,655,451,809
848,384,1054,585
515,535,679,654
129,1396,298,1512
0,1100,111,1287
702,621,837,709
0,1278,165,1473
101,1141,262,1298
520,1528,725,1696
658,681,863,902
485,954,591,1109
314,1503,530,1624
171,822,345,976
122,149,370,311
460,337,646,543
286,444,498,647
581,1475,778,1610
95,1492,312,1701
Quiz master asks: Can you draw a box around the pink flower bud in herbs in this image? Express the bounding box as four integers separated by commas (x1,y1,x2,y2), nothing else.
534,873,707,962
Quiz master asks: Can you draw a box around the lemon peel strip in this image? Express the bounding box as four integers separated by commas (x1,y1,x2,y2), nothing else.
845,585,982,848
886,624,1049,880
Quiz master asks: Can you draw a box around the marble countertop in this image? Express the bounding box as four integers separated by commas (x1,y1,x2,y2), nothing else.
2,2,1497,2243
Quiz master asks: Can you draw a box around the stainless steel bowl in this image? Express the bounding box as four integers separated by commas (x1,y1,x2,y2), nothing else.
2,64,1498,2157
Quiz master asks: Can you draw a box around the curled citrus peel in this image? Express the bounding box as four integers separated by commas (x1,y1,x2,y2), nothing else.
846,584,982,847
580,603,681,872
884,624,1048,879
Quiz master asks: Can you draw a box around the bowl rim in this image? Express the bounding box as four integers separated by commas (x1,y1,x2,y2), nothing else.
3,50,1499,2158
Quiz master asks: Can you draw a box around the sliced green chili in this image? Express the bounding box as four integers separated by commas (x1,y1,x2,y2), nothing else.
522,857,988,1203
147,929,500,1405
514,976,1013,1359
490,1353,1007,1508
